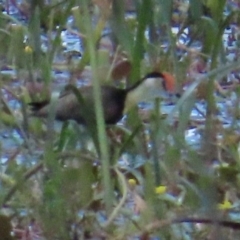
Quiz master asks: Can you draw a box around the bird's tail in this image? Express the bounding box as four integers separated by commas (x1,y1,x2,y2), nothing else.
28,100,49,113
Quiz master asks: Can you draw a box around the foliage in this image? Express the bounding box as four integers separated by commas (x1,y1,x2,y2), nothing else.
0,0,240,239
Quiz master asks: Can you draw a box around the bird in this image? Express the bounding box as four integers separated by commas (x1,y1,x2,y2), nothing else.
29,72,176,125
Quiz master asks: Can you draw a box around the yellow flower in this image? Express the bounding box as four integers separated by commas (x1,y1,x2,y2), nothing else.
155,185,167,194
218,200,233,210
24,46,33,54
128,178,137,187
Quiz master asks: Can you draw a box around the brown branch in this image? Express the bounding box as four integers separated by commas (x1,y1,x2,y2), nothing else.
141,217,240,237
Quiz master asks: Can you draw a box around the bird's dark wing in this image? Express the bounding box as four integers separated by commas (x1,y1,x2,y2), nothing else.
101,86,127,124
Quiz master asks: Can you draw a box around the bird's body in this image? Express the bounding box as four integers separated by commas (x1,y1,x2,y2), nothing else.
30,72,175,124
31,86,127,124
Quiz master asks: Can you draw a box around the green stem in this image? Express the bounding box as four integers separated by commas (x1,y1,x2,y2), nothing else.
82,0,112,214
130,0,152,82
204,22,224,162
151,98,161,186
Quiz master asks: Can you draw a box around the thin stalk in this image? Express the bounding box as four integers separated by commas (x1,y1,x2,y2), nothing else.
130,0,152,82
158,0,178,79
204,18,225,162
81,0,112,214
127,0,151,157
102,166,128,227
151,98,161,186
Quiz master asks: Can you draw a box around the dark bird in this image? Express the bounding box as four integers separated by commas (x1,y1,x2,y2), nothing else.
29,72,176,125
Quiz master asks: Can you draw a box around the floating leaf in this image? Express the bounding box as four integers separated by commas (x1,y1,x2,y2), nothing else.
111,59,132,81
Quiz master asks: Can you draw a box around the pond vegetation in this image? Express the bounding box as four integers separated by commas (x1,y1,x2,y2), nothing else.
1,0,240,239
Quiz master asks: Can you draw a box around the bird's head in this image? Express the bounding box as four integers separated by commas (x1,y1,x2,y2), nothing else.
140,71,177,99
124,71,178,113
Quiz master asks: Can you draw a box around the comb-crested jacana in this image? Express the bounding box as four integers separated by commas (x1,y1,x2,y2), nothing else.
29,72,175,124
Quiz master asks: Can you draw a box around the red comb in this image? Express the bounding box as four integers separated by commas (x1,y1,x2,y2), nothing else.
162,72,176,93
